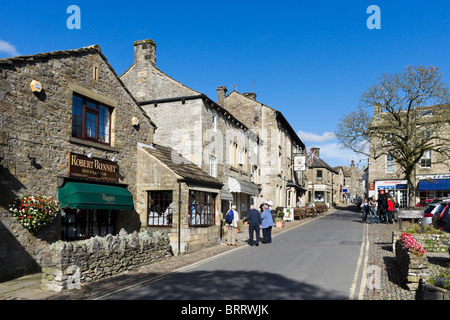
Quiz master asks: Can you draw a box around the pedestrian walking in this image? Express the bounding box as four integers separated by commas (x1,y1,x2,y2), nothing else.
369,196,380,223
361,198,369,223
225,205,239,246
261,204,274,244
243,205,262,246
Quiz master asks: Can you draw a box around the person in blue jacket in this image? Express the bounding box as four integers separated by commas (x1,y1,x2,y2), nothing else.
261,204,274,244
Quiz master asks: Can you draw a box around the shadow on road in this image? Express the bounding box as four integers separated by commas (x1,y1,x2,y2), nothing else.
110,270,348,300
55,269,349,300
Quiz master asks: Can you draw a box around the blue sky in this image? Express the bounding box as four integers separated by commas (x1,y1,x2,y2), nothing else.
1,1,449,168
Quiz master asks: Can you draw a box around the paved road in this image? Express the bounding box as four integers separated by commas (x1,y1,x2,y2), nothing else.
94,207,370,300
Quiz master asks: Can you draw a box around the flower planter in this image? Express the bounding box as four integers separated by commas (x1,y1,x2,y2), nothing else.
395,240,430,291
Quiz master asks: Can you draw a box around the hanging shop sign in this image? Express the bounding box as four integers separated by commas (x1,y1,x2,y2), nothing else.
68,152,118,183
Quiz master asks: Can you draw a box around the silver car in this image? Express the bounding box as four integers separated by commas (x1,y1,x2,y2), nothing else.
421,202,441,226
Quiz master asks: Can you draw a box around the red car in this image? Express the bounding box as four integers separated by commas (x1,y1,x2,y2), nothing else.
416,199,433,207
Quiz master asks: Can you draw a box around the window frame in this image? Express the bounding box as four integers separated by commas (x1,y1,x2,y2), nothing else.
419,150,432,168
72,93,112,146
189,190,216,227
386,154,395,173
147,190,173,227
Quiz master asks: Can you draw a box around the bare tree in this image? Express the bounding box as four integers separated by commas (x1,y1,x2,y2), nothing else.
335,65,450,206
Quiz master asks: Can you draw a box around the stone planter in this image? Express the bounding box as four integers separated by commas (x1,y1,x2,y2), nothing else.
417,282,450,300
395,240,430,291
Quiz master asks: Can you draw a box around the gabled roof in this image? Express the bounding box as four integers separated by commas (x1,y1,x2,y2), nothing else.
139,143,223,189
309,156,338,174
0,45,157,129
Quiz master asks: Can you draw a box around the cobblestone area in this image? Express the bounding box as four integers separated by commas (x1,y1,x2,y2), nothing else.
365,218,449,300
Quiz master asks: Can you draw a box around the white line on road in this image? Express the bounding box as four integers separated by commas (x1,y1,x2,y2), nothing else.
348,222,369,300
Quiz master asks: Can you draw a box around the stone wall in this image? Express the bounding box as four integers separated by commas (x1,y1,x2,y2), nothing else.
41,228,172,291
417,282,450,300
395,240,430,291
0,211,54,281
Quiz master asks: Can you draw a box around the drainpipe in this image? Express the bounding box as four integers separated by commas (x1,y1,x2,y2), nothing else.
178,181,182,256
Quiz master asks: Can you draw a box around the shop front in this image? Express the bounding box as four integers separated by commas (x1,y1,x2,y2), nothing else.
374,180,408,207
417,174,450,201
57,152,134,241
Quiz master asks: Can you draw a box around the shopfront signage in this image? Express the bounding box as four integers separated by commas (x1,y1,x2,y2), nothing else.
68,152,118,183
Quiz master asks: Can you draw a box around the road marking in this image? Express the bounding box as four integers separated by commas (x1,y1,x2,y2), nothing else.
358,226,370,300
348,223,368,300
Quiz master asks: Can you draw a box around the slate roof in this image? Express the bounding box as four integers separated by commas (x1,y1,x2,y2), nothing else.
309,155,338,174
140,143,223,188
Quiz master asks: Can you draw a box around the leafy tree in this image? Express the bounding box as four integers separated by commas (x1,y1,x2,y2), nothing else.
335,65,450,206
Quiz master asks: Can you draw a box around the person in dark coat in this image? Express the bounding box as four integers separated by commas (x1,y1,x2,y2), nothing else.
244,205,262,246
377,193,388,223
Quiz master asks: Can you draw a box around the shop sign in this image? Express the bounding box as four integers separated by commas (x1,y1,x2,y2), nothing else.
68,152,118,183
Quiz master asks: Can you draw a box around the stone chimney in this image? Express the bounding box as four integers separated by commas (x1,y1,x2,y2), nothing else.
133,39,156,67
217,86,227,106
243,92,257,101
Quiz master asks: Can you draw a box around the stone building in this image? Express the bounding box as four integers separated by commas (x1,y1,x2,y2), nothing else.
368,104,450,206
0,44,222,281
332,166,345,205
0,45,157,280
334,161,365,203
222,90,306,209
305,148,337,205
121,39,260,218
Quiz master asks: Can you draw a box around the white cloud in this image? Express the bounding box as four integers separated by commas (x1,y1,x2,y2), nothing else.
0,40,19,56
297,129,367,167
297,130,335,143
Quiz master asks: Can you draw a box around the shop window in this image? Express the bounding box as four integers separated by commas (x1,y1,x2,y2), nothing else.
189,190,216,227
61,209,115,241
147,191,173,227
72,94,112,145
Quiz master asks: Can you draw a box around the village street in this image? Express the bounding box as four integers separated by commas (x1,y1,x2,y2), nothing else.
60,206,369,300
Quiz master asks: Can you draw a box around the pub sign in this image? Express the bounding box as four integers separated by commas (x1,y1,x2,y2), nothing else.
68,152,118,183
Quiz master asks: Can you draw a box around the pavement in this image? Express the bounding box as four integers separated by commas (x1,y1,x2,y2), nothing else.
0,204,448,300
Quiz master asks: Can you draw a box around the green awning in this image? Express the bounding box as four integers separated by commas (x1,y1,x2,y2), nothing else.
58,182,134,210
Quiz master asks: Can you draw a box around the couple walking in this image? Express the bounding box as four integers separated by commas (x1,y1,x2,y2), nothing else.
244,204,273,246
361,196,380,224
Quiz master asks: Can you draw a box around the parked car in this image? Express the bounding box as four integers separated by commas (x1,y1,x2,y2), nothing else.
416,199,433,207
432,200,450,232
421,202,441,226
